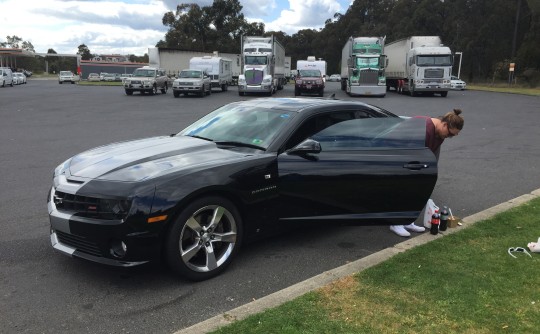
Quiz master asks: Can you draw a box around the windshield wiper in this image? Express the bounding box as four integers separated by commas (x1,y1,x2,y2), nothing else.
215,141,266,151
186,135,214,142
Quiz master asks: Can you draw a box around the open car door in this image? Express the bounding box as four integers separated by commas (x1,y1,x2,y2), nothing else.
277,117,437,225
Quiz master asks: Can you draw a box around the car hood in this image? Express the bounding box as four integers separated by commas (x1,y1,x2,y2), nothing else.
68,136,247,182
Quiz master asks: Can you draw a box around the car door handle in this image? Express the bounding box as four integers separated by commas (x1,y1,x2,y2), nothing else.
403,163,429,170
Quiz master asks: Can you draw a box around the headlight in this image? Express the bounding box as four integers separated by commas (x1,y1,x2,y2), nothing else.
54,159,71,178
296,80,302,84
238,76,246,85
316,79,323,84
262,77,272,84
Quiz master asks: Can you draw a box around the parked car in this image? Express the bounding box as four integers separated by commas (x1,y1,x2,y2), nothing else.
103,73,121,82
1,67,14,87
87,73,100,82
123,66,168,95
58,71,79,84
99,72,108,81
14,72,27,85
295,69,325,97
450,76,467,90
172,69,211,97
328,74,341,82
48,97,437,281
120,74,132,83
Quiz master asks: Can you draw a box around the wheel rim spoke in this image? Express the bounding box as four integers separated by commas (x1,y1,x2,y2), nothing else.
185,216,202,234
208,206,225,229
213,231,237,243
181,242,202,262
205,244,218,270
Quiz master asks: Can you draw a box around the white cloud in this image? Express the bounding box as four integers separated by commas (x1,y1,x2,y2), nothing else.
0,0,349,56
263,0,344,34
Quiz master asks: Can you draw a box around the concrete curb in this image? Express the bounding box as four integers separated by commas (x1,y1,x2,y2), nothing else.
174,188,540,334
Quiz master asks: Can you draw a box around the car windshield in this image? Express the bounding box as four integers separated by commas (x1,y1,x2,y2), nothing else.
133,69,156,77
179,71,203,78
178,103,297,150
245,56,268,65
416,55,452,66
299,70,321,77
356,57,380,66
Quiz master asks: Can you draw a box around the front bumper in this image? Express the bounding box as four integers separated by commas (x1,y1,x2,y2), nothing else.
173,86,204,94
48,186,162,267
238,84,272,93
124,81,154,91
348,85,386,96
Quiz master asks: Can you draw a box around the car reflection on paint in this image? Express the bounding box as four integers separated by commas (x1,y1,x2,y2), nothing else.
48,97,437,281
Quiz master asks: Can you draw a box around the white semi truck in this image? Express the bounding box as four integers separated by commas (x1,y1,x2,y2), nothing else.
341,36,387,97
189,56,233,91
385,36,452,97
238,35,286,96
297,56,327,80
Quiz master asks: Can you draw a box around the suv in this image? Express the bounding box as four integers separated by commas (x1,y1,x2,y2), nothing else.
124,66,168,95
1,67,14,87
294,69,325,97
58,71,79,84
172,69,211,97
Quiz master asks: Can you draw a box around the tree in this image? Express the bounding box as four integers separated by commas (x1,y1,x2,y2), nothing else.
77,44,93,60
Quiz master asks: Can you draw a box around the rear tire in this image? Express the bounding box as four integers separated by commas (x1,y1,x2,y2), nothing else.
440,91,448,97
165,196,243,281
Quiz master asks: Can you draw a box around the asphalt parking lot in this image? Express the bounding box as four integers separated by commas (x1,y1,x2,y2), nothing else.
1,79,540,333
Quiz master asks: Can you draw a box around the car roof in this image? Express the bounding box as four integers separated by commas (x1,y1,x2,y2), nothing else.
229,97,395,115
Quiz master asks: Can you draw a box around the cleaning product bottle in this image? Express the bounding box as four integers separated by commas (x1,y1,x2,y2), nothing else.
440,206,449,231
430,210,440,235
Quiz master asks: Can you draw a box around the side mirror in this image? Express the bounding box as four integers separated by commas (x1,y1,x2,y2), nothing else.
288,139,321,155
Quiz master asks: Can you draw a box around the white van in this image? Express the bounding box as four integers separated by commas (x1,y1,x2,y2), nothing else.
1,67,14,87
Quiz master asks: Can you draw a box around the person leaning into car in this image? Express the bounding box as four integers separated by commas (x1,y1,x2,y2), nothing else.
390,108,465,237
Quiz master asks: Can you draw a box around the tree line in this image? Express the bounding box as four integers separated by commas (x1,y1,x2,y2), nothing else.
158,0,539,86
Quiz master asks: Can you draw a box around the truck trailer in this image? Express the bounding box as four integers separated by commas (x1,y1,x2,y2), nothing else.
189,56,233,91
341,36,387,97
238,35,286,96
385,36,452,97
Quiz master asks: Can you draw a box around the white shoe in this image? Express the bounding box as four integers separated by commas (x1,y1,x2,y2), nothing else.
404,223,425,233
390,225,411,237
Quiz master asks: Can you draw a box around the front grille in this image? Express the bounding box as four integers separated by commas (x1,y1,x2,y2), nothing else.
359,70,379,85
178,82,193,86
424,69,444,78
56,230,102,257
53,191,131,220
245,70,264,85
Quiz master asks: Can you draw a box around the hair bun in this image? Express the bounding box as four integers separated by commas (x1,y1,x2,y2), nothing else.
453,108,462,116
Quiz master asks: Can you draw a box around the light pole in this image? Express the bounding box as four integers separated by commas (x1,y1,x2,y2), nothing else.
455,52,463,78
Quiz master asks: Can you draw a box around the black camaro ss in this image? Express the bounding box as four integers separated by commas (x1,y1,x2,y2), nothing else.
48,97,437,281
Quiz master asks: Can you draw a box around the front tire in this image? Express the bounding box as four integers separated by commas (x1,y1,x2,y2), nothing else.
166,196,243,281
125,89,133,95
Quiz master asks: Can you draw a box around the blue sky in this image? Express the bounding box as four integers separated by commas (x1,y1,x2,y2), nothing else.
0,0,352,56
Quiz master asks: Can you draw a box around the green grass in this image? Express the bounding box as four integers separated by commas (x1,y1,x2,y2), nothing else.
211,197,540,334
468,84,540,96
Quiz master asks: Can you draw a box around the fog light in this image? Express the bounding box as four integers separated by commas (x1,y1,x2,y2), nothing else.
110,240,127,258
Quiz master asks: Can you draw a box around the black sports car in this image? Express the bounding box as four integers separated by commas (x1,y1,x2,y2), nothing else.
48,98,437,281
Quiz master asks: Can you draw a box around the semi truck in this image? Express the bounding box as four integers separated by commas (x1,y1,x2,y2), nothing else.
341,36,387,97
385,36,452,97
297,56,327,80
189,56,233,91
238,35,286,96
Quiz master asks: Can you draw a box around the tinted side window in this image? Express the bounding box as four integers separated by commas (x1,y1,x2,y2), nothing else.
312,117,426,151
